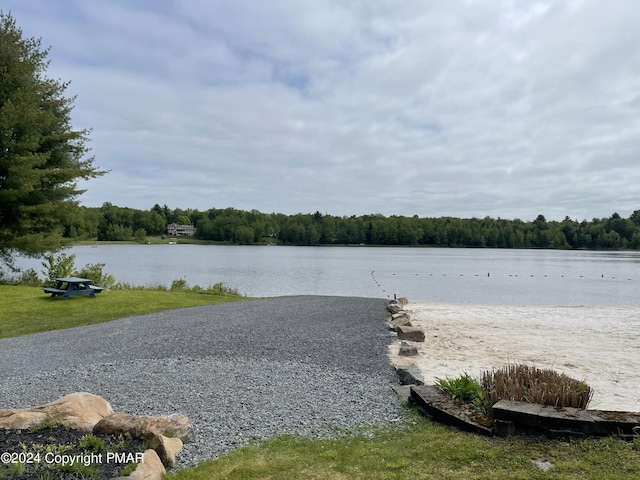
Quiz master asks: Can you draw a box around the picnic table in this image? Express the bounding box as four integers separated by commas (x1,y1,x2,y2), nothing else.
43,277,104,300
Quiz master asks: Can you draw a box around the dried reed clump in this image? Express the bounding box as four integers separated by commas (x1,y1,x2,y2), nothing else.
481,364,593,410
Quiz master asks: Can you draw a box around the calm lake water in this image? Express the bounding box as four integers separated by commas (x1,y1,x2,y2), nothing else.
14,245,640,306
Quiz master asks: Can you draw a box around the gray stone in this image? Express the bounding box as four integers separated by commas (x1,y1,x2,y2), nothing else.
398,341,418,356
396,365,424,385
392,385,412,401
387,303,403,315
396,326,425,342
532,458,554,472
390,316,412,329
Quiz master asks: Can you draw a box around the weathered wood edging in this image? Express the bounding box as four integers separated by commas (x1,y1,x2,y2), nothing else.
409,383,640,439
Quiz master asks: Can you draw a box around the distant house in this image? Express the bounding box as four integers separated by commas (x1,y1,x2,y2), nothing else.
166,223,196,236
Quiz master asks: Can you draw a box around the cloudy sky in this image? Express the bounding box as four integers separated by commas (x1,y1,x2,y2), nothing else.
5,1,640,221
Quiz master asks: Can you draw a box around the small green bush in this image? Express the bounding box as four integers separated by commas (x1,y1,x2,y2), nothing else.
170,278,188,291
79,434,106,452
41,252,76,287
28,417,61,433
207,282,240,295
435,373,486,412
41,253,117,289
17,268,41,286
74,262,116,289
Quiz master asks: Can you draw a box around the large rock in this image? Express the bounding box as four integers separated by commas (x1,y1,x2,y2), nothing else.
0,392,113,431
148,434,183,467
387,302,403,315
396,365,424,385
128,449,165,480
390,316,412,329
391,311,411,321
1,393,188,473
398,341,418,356
396,326,425,342
93,412,195,444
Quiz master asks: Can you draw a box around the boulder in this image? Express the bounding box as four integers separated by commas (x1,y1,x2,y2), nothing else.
148,434,184,467
396,326,425,342
397,297,409,306
93,412,195,444
390,316,412,329
387,303,403,315
0,392,113,431
399,341,418,356
391,311,410,321
1,393,189,473
127,449,165,480
396,365,424,385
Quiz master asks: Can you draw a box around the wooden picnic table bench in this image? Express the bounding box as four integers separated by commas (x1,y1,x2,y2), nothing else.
43,277,103,300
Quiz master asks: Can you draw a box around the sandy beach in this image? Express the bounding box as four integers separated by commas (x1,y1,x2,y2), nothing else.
390,302,640,412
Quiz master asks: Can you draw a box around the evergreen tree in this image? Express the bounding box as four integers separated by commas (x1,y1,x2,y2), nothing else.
0,12,106,267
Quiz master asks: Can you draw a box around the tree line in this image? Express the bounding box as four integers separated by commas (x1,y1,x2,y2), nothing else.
64,203,640,250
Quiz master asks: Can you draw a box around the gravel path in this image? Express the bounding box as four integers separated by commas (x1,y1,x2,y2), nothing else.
0,296,402,467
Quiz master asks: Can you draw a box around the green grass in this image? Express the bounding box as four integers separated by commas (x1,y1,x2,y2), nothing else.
165,410,640,480
0,285,249,339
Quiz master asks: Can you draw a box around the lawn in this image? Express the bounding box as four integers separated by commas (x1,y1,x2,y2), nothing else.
0,285,249,339
2,285,639,479
165,412,640,480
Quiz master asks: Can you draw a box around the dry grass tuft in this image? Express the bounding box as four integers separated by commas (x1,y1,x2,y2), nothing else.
482,364,593,410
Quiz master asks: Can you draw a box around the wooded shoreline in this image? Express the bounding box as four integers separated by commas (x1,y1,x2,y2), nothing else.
65,204,640,250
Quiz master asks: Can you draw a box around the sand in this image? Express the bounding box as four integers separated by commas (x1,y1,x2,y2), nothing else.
389,302,640,412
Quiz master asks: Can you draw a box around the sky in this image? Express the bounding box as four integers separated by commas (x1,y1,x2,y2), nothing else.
4,1,640,221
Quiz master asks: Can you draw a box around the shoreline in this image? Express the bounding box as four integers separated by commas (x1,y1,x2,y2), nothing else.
389,302,640,412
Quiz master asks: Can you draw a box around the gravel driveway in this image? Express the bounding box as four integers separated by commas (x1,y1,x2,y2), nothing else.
0,296,402,466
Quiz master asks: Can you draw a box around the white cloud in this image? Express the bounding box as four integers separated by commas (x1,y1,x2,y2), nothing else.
5,0,640,220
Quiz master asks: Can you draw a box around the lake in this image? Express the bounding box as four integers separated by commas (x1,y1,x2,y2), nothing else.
13,245,640,306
